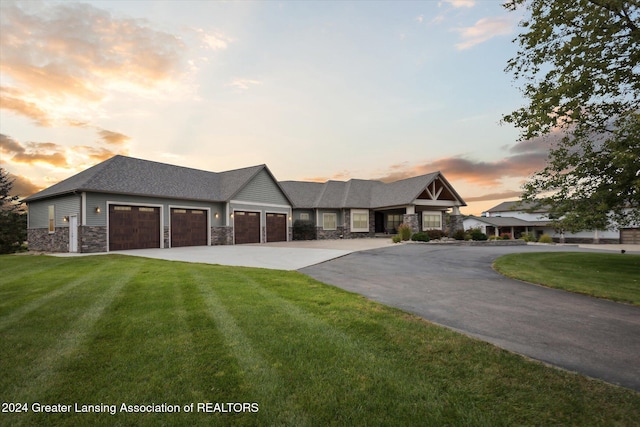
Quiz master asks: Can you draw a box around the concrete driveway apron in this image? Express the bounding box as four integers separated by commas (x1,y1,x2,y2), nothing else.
300,244,640,391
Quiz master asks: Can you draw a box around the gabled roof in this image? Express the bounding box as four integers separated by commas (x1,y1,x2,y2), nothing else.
280,171,466,209
487,200,548,213
24,155,272,203
464,216,541,227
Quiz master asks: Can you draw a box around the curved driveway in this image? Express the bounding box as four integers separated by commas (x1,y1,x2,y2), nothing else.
300,244,640,391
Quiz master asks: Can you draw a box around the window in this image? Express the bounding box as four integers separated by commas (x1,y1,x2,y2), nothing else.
299,212,310,221
351,209,369,232
323,213,337,230
48,205,55,233
422,211,442,230
387,214,403,233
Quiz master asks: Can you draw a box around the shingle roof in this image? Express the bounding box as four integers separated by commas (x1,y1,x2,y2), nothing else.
278,181,325,208
24,155,265,203
465,216,540,227
26,155,466,211
486,200,548,213
281,171,466,209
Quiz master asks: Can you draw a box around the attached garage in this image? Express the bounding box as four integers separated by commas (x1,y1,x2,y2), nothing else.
109,205,161,251
620,228,640,244
171,208,208,247
266,213,287,242
234,211,260,244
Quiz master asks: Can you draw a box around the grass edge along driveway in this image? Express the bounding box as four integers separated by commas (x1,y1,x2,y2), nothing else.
1,254,639,426
493,251,640,306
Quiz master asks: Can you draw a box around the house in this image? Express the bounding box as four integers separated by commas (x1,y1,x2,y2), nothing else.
463,201,640,244
25,155,467,253
280,173,466,239
25,155,293,253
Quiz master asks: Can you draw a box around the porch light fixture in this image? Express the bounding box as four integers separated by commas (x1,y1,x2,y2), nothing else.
215,212,219,219
95,206,101,214
63,216,69,222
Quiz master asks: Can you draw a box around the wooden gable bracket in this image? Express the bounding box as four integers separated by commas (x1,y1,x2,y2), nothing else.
425,179,444,200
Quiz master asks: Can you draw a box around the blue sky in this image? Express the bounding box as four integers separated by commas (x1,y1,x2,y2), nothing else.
0,0,545,214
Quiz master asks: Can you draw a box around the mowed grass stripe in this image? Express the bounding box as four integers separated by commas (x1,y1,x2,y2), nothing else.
1,255,639,426
3,259,139,402
202,268,496,424
0,260,114,332
190,270,302,425
0,255,75,290
0,256,98,318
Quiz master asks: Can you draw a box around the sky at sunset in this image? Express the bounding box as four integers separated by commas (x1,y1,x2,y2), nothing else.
0,0,550,215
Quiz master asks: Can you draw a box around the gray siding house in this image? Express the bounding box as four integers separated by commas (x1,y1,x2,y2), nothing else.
25,155,292,253
25,155,467,253
280,172,466,240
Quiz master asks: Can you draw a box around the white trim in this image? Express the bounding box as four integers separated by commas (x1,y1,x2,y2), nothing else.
168,204,211,247
230,199,291,209
350,209,369,233
106,201,164,252
413,199,459,207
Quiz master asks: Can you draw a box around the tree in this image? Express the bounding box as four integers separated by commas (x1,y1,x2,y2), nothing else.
0,168,27,253
503,0,640,232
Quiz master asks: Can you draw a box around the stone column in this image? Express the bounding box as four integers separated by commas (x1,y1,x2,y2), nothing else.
403,213,419,234
448,206,464,237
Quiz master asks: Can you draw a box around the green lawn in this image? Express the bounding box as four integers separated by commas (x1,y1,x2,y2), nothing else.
493,252,640,305
1,254,638,426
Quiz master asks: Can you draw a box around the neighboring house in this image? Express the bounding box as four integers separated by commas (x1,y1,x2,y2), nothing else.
280,172,466,240
25,155,293,253
25,155,467,253
463,201,640,244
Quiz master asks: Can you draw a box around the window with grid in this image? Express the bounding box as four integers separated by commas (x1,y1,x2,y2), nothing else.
387,214,403,233
323,213,337,230
422,211,442,230
351,209,369,232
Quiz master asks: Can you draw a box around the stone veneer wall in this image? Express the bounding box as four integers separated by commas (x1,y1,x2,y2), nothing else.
317,226,344,240
212,226,233,245
448,214,464,237
164,226,170,248
79,226,107,253
28,228,69,252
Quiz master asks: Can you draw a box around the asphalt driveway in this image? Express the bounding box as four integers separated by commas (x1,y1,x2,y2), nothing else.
300,244,640,391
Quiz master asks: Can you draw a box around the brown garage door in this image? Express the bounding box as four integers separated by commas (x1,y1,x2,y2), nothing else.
109,205,160,251
266,213,287,242
171,208,208,247
234,211,260,244
621,228,640,244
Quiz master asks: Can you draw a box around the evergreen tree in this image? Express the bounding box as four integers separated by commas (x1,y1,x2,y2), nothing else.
0,168,27,253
